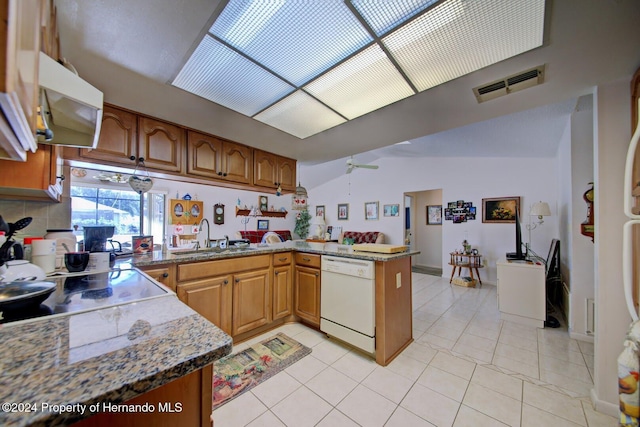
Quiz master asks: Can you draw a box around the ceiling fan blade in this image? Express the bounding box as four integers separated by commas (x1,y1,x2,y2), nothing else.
359,164,378,169
346,165,354,174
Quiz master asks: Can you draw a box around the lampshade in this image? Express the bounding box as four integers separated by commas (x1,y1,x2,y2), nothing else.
530,201,551,218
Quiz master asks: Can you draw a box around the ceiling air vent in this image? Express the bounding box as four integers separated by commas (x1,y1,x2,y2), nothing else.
473,65,545,103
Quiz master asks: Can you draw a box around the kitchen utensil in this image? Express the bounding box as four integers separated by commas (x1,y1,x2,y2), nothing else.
0,216,9,234
64,252,90,272
6,217,32,240
0,280,56,311
61,243,71,253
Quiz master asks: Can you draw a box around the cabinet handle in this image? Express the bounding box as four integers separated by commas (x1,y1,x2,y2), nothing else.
217,172,222,176
315,272,319,276
235,278,240,283
303,257,311,262
162,272,169,278
275,271,279,276
223,172,227,176
278,257,288,262
129,156,145,163
223,280,228,285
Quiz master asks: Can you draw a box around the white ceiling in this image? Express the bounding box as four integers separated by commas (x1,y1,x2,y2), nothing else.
55,0,640,165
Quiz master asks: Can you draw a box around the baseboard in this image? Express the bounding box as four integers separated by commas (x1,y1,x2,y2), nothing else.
569,330,594,343
590,388,619,418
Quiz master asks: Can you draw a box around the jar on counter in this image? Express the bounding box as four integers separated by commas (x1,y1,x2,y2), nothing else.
23,236,44,261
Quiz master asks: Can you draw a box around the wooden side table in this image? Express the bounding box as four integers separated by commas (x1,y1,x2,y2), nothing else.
449,252,483,285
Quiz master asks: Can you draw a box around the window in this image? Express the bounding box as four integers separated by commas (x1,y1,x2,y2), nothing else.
71,183,166,249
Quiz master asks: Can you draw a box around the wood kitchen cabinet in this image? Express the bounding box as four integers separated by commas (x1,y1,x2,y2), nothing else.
187,130,252,184
138,264,176,292
272,252,293,320
176,274,233,336
74,106,185,173
294,252,321,327
0,143,62,201
254,149,296,192
176,254,272,338
78,104,136,165
232,267,271,336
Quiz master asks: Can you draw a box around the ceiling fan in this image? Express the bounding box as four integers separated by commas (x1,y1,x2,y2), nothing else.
346,157,379,174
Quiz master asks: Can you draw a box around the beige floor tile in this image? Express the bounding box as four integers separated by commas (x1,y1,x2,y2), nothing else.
453,342,495,364
293,328,327,348
417,365,470,402
492,354,539,379
428,324,466,342
400,383,461,427
539,342,589,365
466,322,501,340
418,332,457,350
577,340,594,355
213,391,268,427
311,338,351,365
539,355,593,384
386,353,429,381
430,351,477,380
316,409,360,427
471,365,523,401
271,386,333,427
457,332,498,353
538,370,594,398
337,384,397,427
363,366,415,404
494,342,539,366
521,403,583,427
251,371,301,408
581,400,619,427
284,355,328,384
306,366,358,406
385,406,437,426
453,404,510,427
522,382,587,426
331,350,378,382
246,410,286,427
462,383,522,427
498,331,538,352
401,341,438,365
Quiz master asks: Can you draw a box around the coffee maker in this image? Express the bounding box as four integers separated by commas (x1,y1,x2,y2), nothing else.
83,226,116,267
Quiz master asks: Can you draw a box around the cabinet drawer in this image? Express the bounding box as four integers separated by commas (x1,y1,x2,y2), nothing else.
177,254,270,282
295,252,321,269
273,252,292,266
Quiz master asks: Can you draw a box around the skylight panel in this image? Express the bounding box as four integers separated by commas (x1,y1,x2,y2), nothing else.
254,91,347,139
351,0,440,36
305,44,414,120
211,0,373,86
172,36,294,116
383,0,545,92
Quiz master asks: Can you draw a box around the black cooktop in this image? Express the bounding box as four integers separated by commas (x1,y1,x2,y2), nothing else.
0,269,168,324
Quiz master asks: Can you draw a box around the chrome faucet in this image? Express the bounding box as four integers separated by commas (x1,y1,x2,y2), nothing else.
198,218,211,249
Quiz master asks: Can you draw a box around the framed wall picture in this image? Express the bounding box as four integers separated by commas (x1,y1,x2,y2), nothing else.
337,203,349,220
427,205,442,225
383,204,400,217
365,201,379,220
316,205,325,219
257,219,269,230
482,197,521,223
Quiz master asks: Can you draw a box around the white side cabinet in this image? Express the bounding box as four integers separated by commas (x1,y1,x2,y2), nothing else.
496,260,546,328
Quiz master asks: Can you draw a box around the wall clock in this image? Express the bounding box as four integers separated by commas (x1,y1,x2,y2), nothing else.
214,203,225,225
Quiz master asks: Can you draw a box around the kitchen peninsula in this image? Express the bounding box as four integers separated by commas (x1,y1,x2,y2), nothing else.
0,272,232,427
133,241,418,367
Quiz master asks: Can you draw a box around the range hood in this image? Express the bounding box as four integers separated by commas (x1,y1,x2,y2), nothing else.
38,52,103,148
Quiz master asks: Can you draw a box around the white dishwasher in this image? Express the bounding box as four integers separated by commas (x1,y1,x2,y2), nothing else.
321,255,375,354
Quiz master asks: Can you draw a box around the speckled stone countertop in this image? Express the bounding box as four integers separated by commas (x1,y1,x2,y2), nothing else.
0,294,233,427
132,240,419,267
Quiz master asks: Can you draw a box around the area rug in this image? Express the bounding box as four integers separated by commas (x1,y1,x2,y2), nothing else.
212,333,311,409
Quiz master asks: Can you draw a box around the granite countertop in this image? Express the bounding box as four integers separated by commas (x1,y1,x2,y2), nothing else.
0,294,233,427
131,241,419,267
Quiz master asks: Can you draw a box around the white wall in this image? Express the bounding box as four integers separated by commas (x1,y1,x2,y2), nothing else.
306,155,560,284
592,78,635,415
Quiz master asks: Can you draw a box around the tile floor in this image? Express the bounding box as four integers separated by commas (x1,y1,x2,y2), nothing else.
213,273,618,426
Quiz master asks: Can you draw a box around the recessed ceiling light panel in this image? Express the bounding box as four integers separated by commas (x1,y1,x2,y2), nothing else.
351,0,440,36
384,0,545,91
305,44,414,120
210,0,373,86
254,91,347,139
172,36,294,116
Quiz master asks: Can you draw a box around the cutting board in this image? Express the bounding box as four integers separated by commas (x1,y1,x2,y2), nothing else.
352,243,408,254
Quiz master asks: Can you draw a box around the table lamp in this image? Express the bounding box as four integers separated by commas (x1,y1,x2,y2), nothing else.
310,216,326,239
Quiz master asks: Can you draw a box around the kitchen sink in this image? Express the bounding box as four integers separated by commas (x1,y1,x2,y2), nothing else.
172,246,257,256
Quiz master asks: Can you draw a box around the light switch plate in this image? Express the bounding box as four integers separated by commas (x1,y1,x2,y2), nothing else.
396,272,402,288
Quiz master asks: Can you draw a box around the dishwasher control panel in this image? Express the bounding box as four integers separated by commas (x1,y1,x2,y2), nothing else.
321,255,374,279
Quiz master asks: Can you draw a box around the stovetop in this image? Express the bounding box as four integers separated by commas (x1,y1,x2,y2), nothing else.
0,269,169,325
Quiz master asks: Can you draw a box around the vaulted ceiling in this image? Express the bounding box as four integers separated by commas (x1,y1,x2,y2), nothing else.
55,0,640,164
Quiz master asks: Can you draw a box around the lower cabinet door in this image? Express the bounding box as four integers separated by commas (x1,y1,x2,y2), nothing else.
294,266,320,326
273,264,293,320
177,275,232,335
232,268,271,336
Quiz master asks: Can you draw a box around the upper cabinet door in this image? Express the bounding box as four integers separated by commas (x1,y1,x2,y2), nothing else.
138,116,184,173
187,130,223,179
254,149,277,188
223,141,252,185
277,156,296,192
80,105,136,164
